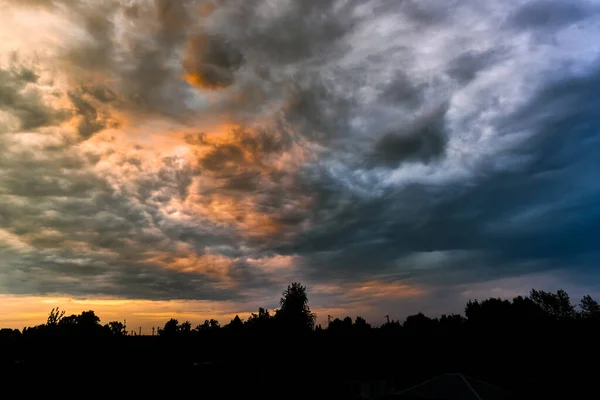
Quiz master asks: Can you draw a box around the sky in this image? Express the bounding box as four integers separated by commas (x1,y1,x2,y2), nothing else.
1,0,600,332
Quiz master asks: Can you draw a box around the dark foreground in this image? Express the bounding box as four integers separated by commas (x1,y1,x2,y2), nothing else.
1,332,597,399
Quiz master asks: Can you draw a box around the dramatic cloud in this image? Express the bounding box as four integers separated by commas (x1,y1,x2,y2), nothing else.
182,33,244,89
506,0,599,31
372,104,448,166
1,0,600,329
0,64,63,131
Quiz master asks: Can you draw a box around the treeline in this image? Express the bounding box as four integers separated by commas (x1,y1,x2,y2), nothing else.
2,283,600,399
2,283,599,340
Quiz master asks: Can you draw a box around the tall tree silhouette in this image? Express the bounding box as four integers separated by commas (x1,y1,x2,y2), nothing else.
227,315,244,332
276,282,316,333
159,318,180,337
580,295,600,319
530,289,576,319
47,307,65,326
78,311,101,329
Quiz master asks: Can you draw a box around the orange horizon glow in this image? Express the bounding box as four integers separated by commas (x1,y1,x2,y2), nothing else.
0,278,428,332
0,295,255,333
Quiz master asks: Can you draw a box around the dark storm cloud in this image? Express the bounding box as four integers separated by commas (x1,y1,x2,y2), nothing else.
371,104,448,166
211,0,365,65
0,65,64,131
67,90,116,139
79,84,118,104
157,0,371,128
281,76,355,144
237,128,290,155
193,126,293,188
219,171,262,192
114,0,209,115
506,0,599,31
379,71,426,108
0,58,118,138
3,243,240,301
8,0,198,117
446,49,506,84
380,0,455,25
182,34,245,89
198,143,246,172
279,59,600,288
113,1,194,115
155,0,191,42
65,4,116,72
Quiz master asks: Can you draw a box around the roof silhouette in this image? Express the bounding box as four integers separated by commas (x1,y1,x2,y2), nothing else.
394,373,512,400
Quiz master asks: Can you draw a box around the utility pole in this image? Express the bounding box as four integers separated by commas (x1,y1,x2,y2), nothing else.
152,327,155,336
385,315,390,324
328,315,332,325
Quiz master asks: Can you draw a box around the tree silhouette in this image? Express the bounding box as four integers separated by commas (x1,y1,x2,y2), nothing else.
227,315,244,332
5,285,600,399
180,321,192,334
31,309,105,336
466,298,514,330
47,307,65,326
106,321,127,336
530,289,576,319
195,320,209,333
328,317,352,334
275,282,316,333
0,328,20,339
246,307,273,333
354,316,371,331
59,314,78,327
438,314,465,335
195,321,206,332
403,312,437,336
159,318,180,337
511,295,545,323
195,319,220,333
380,318,402,334
580,295,600,319
78,310,101,329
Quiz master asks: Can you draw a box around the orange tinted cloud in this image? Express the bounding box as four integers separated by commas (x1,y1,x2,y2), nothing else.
145,248,236,285
348,280,425,300
314,280,424,302
197,1,218,17
182,33,244,90
172,124,310,238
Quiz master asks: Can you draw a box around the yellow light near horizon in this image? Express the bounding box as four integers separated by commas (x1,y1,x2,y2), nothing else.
0,295,252,333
